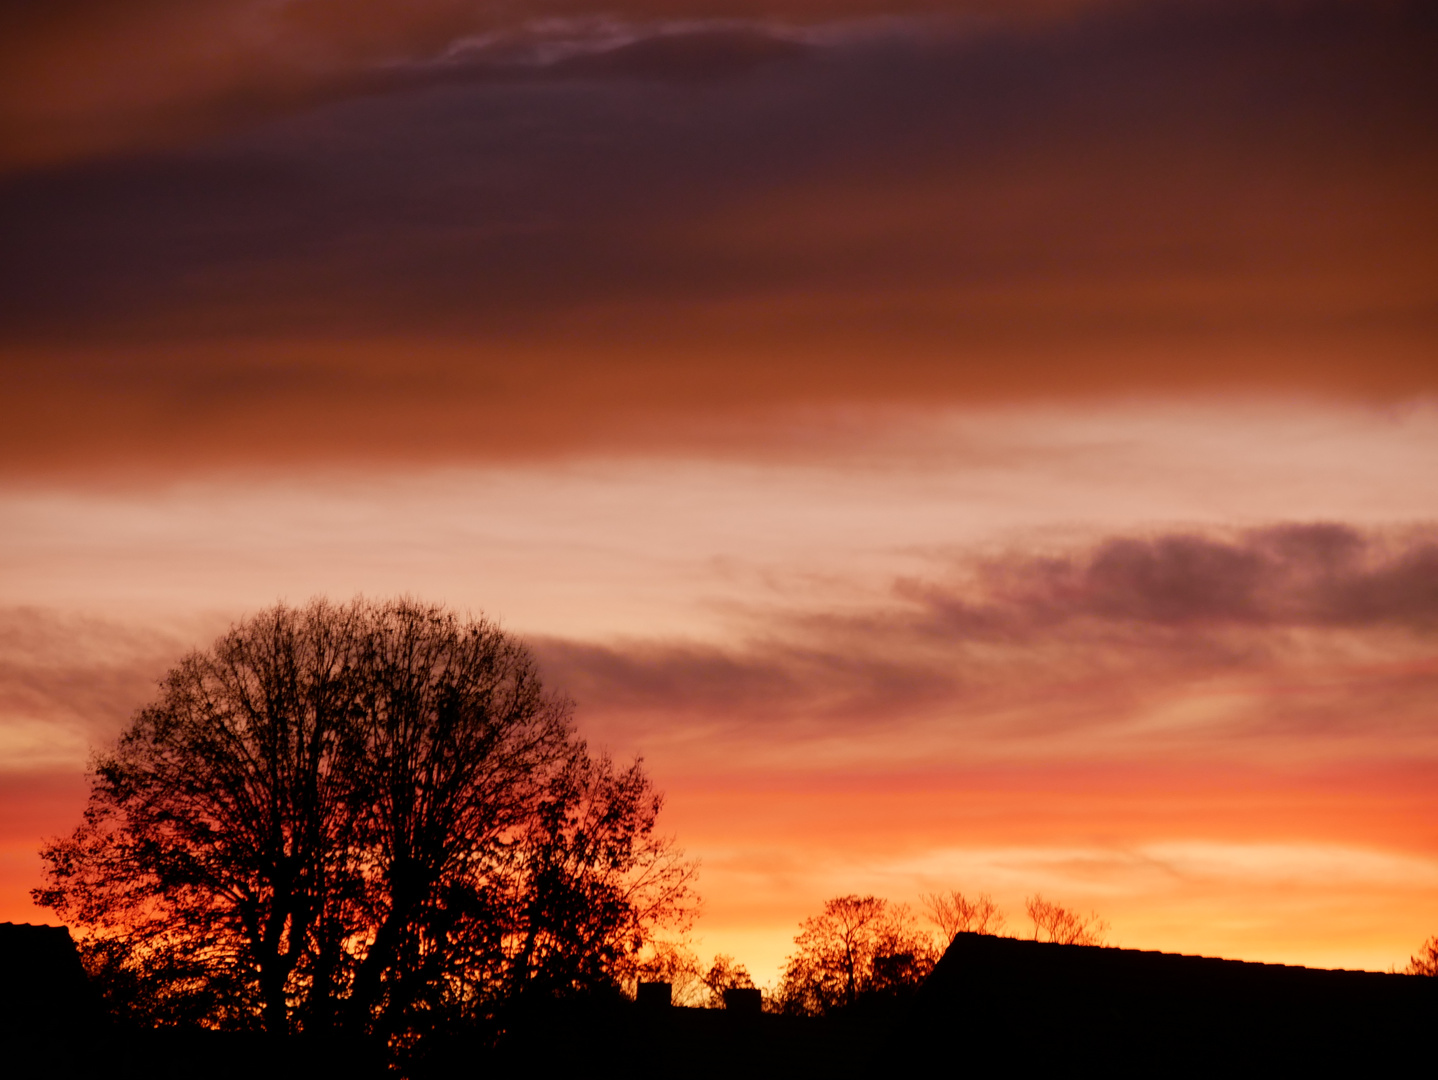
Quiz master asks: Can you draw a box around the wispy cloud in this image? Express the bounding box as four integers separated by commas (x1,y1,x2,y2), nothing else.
9,524,1434,770
0,1,1103,171
0,608,198,770
900,524,1438,632
538,525,1438,762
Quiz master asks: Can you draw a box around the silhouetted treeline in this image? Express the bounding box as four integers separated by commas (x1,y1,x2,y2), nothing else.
9,919,1436,1078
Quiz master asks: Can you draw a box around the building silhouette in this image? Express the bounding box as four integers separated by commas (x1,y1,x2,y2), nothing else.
896,932,1436,1070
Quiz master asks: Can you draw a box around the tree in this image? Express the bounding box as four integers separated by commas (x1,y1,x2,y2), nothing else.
1404,936,1438,976
1024,895,1108,946
632,941,707,1006
34,598,696,1047
504,746,697,1003
923,890,1006,943
628,947,753,1008
700,953,755,1008
776,895,937,1016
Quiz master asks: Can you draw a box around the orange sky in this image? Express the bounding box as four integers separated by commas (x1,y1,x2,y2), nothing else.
1,0,1436,986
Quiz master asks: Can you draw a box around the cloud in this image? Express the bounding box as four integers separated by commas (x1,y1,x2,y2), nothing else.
1,1,1435,477
3,525,1435,773
0,2,1104,171
0,609,198,770
543,25,813,81
884,841,1438,897
907,524,1438,632
537,525,1438,757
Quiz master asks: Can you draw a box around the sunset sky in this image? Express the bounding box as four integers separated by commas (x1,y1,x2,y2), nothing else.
2,0,1436,985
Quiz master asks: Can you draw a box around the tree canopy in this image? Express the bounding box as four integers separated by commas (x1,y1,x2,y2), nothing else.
775,895,936,1016
34,598,696,1047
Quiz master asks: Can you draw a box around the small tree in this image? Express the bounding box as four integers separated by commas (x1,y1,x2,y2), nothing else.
1404,936,1438,976
1025,895,1108,946
923,891,1006,943
776,895,936,1015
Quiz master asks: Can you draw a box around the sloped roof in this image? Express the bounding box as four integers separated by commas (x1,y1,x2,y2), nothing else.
0,922,96,1034
894,932,1435,1068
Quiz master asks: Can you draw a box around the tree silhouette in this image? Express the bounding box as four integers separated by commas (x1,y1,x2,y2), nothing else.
631,941,707,1005
700,953,755,1008
776,895,936,1015
1025,895,1108,946
1404,936,1438,976
923,890,1006,943
504,746,695,1002
34,598,696,1046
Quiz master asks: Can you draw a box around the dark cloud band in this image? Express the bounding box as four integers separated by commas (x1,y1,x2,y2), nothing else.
533,526,1438,741
1,2,1435,475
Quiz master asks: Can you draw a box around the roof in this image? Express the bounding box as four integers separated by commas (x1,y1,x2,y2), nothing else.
893,932,1436,1068
0,922,97,1035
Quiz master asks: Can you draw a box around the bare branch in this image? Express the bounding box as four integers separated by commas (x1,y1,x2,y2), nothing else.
922,890,1006,942
1024,894,1109,947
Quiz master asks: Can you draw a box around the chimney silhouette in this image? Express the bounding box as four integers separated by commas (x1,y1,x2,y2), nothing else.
722,987,762,1013
636,981,672,1008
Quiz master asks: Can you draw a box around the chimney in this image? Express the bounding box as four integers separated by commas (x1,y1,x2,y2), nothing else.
722,987,763,1013
636,981,672,1008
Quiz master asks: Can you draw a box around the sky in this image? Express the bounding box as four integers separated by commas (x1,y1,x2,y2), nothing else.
1,0,1436,985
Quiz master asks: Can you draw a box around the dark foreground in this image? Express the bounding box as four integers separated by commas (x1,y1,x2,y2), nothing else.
5,925,1434,1077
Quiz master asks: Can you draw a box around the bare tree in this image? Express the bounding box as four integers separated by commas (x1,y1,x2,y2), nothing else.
776,895,937,1015
923,891,1006,943
1024,895,1109,946
34,598,697,1047
1404,936,1438,976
